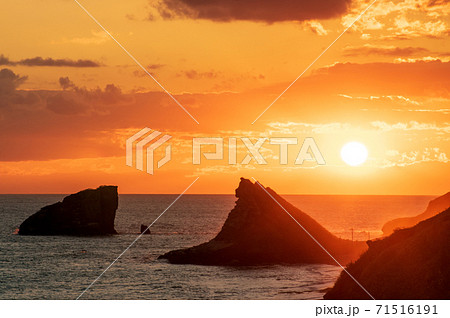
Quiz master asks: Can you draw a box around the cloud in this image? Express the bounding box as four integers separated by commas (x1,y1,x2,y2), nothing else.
57,30,110,45
147,64,165,70
384,15,450,40
394,56,450,63
0,72,142,161
303,21,329,35
44,77,129,115
0,55,15,67
338,94,421,106
342,0,450,40
381,148,449,167
126,14,137,21
46,94,89,115
57,76,124,99
0,54,101,67
267,121,351,134
0,55,10,65
132,64,165,77
392,108,450,114
0,68,36,108
371,121,450,133
179,69,219,80
342,44,429,57
59,77,76,90
311,59,450,98
18,57,101,67
0,68,27,95
427,0,449,7
1,56,449,162
154,0,353,23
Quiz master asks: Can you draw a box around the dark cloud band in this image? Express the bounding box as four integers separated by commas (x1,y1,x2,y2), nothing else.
155,0,353,23
0,55,101,67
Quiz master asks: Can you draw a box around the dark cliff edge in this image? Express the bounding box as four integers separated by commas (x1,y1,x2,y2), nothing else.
19,185,118,235
159,178,367,266
382,192,450,236
325,207,450,300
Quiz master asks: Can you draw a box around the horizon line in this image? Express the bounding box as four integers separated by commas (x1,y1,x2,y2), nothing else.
0,192,440,196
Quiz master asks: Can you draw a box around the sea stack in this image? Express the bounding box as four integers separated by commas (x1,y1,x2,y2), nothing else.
325,208,450,300
140,224,151,235
382,191,450,235
159,178,367,266
18,186,118,235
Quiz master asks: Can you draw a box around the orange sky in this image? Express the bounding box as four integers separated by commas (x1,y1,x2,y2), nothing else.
0,0,449,194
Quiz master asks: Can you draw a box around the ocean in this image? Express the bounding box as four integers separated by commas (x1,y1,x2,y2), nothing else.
0,194,434,300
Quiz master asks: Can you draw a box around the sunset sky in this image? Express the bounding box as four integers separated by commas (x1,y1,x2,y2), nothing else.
0,0,449,194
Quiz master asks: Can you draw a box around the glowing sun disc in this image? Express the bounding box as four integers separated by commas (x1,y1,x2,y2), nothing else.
340,142,368,166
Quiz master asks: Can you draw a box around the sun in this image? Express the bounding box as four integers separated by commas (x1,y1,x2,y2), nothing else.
340,142,368,166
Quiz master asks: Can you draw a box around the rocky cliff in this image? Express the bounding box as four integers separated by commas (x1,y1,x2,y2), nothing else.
159,178,367,265
325,207,450,299
19,186,118,235
382,192,450,235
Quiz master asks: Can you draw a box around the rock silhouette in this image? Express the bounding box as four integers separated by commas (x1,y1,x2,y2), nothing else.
140,224,151,234
19,186,118,235
159,178,367,265
382,192,450,235
325,207,450,299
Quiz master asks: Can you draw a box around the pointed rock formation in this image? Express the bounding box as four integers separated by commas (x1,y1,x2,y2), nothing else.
19,186,118,235
382,192,450,236
325,208,450,300
159,178,367,265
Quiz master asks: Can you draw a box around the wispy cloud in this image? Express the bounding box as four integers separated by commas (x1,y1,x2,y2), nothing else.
342,44,429,57
338,94,421,106
393,108,450,114
302,21,328,36
371,121,450,133
380,148,449,167
267,121,351,134
56,30,110,45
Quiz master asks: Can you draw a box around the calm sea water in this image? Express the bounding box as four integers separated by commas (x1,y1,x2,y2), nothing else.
0,194,434,300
